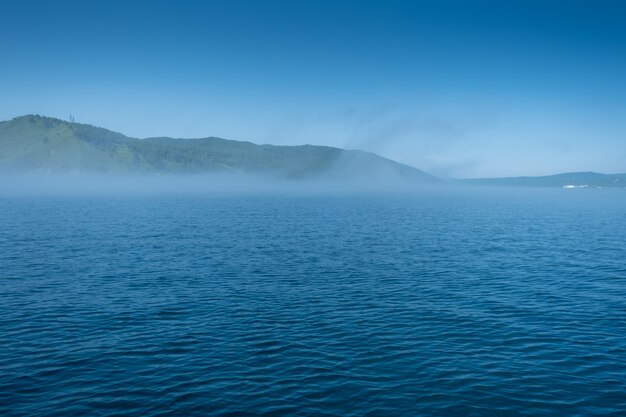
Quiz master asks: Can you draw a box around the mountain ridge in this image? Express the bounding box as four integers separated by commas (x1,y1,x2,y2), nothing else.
0,115,439,183
455,171,626,188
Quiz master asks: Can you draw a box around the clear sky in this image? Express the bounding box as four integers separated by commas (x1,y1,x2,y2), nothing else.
1,0,625,177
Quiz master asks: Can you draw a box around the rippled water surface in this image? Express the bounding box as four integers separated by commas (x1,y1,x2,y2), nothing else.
1,189,626,416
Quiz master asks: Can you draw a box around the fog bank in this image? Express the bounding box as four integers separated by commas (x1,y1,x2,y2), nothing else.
0,173,444,198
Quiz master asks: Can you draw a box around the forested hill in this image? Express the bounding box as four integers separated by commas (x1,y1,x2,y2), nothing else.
0,115,439,182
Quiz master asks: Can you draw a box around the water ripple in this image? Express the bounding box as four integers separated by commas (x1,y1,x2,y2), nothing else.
1,190,626,416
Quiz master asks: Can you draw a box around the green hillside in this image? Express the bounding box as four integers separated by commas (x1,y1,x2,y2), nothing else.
0,115,439,182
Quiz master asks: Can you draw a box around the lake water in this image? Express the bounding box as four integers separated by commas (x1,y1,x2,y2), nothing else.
1,188,625,416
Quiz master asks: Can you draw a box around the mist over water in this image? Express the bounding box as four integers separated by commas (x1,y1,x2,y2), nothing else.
3,1,626,415
0,173,444,197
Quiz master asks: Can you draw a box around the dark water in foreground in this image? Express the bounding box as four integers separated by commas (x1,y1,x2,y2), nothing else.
1,189,626,416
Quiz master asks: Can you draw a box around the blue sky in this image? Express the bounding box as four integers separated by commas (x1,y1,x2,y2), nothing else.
1,0,625,177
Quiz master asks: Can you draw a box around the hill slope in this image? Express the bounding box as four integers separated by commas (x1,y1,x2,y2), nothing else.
0,115,439,182
456,172,626,188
